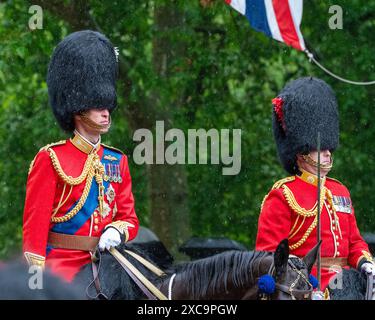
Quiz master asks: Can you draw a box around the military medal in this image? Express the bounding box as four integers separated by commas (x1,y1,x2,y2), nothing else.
117,164,122,183
106,184,115,204
104,163,110,181
112,164,118,183
108,164,113,182
332,195,352,214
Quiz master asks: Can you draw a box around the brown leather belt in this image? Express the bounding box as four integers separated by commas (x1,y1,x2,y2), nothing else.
48,232,100,251
319,257,348,268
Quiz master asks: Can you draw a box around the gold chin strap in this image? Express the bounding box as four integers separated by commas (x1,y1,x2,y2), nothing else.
301,154,333,170
79,112,111,130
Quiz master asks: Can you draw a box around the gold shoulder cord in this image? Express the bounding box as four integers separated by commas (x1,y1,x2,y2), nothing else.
28,140,66,175
282,185,326,217
48,148,95,185
260,176,295,212
289,216,318,250
48,147,105,223
326,177,343,185
260,176,335,251
272,176,295,190
286,185,329,250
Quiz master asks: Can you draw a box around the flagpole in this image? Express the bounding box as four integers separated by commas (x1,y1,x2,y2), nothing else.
317,132,322,292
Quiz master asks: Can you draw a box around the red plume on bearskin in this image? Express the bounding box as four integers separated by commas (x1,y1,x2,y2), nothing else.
272,97,286,131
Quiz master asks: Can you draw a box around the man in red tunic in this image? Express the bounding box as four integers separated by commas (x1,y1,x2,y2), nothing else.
23,30,139,282
255,77,375,292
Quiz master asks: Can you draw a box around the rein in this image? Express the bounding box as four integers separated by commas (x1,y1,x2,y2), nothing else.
86,247,168,300
109,247,168,300
85,249,109,300
124,249,166,277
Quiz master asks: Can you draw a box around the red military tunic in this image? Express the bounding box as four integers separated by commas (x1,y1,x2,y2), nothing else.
23,133,139,282
256,169,373,290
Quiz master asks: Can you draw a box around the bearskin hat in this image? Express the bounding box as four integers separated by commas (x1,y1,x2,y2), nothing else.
272,77,339,175
47,30,118,132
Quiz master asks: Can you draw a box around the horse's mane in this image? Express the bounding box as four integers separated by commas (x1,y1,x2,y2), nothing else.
170,250,270,299
76,244,271,300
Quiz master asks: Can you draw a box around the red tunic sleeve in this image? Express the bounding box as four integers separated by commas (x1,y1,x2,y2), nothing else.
23,150,57,265
347,204,372,268
255,188,292,252
110,154,139,241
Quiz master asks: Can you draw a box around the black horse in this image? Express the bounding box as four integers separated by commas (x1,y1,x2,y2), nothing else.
74,239,320,300
328,268,367,300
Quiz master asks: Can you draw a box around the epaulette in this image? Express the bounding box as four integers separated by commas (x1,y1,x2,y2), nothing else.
101,143,125,155
40,140,67,152
326,177,344,185
28,140,66,175
270,176,295,190
260,176,295,212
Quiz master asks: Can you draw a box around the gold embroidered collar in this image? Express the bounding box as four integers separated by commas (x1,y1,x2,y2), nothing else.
71,130,101,154
297,168,326,187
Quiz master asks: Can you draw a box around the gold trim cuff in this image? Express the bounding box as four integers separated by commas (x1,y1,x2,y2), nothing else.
106,221,135,242
24,252,45,269
356,250,374,268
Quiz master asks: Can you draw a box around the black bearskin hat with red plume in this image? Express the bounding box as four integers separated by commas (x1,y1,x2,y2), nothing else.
272,77,339,174
47,30,118,132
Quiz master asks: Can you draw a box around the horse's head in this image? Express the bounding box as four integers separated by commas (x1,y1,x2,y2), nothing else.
257,239,321,300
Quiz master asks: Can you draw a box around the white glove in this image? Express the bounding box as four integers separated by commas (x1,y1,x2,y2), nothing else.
361,262,375,276
98,228,121,251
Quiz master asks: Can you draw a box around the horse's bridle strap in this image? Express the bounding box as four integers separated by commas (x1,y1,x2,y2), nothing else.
109,248,168,300
275,283,312,300
261,259,312,300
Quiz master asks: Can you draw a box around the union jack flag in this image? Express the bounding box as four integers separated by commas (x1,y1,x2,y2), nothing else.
225,0,306,51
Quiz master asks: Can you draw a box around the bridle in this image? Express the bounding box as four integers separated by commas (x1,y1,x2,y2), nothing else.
275,259,313,300
258,256,313,300
86,248,109,300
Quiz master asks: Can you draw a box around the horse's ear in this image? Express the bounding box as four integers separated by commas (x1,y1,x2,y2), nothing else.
303,241,322,274
274,239,289,277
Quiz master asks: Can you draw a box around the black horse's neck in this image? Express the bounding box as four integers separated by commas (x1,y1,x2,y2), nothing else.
76,246,275,300
163,250,273,300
